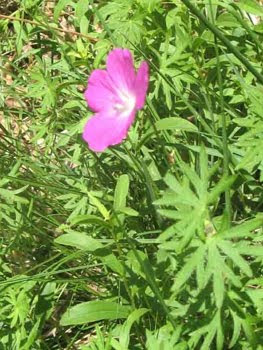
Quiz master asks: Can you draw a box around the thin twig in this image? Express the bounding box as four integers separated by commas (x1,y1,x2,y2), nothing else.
0,14,98,42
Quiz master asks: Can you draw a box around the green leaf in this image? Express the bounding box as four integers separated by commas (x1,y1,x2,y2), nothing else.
196,256,206,291
22,319,41,350
200,312,219,350
237,0,263,16
236,243,263,256
208,176,236,204
95,247,124,275
111,338,123,350
173,244,206,291
54,0,73,21
166,8,177,29
216,13,240,27
241,317,257,347
155,117,198,133
0,188,29,204
119,308,149,348
69,214,110,227
88,193,110,220
220,216,263,239
76,0,89,21
254,22,263,32
60,301,130,325
118,207,139,216
229,311,242,348
163,173,182,193
178,160,205,198
114,174,129,211
55,232,102,251
55,232,123,274
236,140,263,171
216,312,224,350
224,264,242,288
218,240,253,277
138,0,160,12
208,243,225,309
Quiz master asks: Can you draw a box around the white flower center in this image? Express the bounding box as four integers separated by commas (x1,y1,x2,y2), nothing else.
114,89,136,116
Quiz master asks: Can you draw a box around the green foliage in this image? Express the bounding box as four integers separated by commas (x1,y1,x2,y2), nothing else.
0,0,263,348
60,301,130,326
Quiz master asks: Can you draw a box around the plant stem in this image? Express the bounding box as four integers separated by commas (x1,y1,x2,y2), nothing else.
208,0,232,225
180,0,263,85
127,236,177,330
0,14,97,42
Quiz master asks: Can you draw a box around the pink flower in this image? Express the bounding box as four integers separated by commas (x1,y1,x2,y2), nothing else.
83,48,149,152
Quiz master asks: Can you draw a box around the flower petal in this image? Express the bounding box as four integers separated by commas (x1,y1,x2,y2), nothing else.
84,69,116,112
83,109,136,152
135,61,149,110
106,49,136,93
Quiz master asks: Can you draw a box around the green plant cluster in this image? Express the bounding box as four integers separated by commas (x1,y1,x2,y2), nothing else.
0,0,263,349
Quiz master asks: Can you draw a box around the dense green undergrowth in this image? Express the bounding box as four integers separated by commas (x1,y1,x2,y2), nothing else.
0,0,263,349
